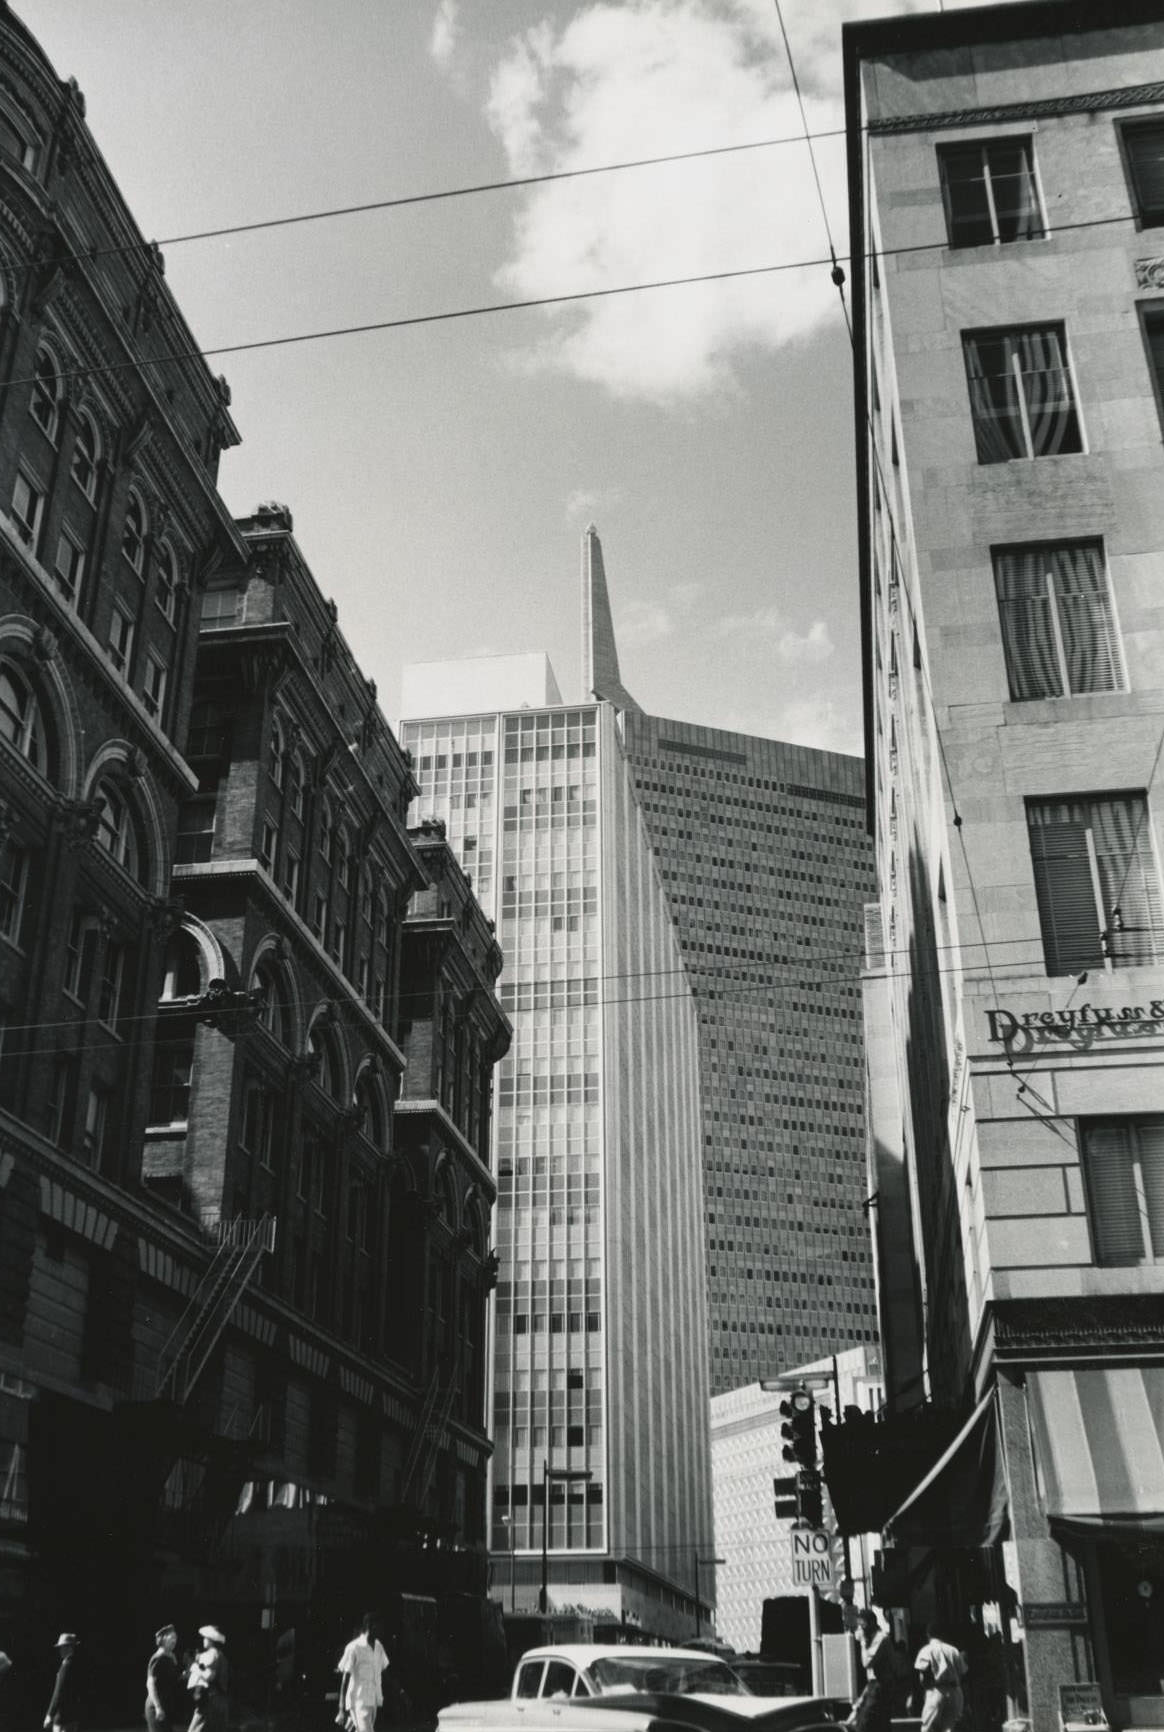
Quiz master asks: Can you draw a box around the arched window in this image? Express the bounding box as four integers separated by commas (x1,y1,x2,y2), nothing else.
251,955,290,1045
70,412,100,501
121,491,147,575
288,750,306,820
30,347,61,441
160,929,203,1000
155,541,178,623
93,778,141,879
0,661,45,771
267,715,285,788
337,827,352,890
0,108,34,171
308,1016,341,1100
354,1065,387,1149
319,797,334,865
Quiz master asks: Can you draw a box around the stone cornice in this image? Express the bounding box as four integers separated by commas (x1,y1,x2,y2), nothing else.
991,1293,1164,1362
869,78,1164,136
393,1097,495,1197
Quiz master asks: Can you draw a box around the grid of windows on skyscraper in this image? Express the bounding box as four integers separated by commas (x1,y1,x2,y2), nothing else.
620,717,878,1391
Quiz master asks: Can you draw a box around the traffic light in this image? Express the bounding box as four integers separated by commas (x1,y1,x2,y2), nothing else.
796,1467,823,1528
773,1474,798,1520
780,1386,816,1468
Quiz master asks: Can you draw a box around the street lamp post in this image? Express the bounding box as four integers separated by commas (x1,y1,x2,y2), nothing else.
693,1553,725,1639
540,1461,593,1615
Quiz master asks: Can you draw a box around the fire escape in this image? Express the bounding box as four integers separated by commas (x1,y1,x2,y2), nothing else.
400,1354,460,1512
156,1215,278,1404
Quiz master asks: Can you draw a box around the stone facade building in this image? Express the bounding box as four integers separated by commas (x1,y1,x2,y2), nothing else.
846,3,1164,1727
0,10,507,1719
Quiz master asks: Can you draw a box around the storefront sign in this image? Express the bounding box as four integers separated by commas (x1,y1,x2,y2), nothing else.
986,1002,1164,1052
1022,1602,1088,1629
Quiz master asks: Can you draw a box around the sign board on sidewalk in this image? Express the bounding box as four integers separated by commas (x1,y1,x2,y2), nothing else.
790,1528,836,1588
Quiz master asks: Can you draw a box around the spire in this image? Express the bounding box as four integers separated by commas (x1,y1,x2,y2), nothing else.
581,524,640,712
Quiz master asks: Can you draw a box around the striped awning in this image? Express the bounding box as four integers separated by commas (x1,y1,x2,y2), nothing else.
1027,1368,1164,1527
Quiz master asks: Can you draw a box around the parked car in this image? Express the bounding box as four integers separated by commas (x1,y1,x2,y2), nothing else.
437,1644,848,1732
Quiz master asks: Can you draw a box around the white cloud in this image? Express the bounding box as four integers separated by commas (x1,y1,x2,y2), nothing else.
619,599,674,646
565,484,625,520
717,603,833,663
430,0,460,71
721,692,862,757
483,0,935,401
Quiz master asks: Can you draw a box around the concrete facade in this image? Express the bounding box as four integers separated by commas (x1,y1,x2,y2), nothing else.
400,680,712,1640
580,528,878,1392
847,4,1164,1728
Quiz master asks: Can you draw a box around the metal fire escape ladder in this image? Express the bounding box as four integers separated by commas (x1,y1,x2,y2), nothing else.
399,1366,441,1506
156,1216,276,1405
400,1353,461,1511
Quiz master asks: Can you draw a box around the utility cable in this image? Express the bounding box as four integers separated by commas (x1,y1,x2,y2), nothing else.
5,207,1146,392
30,129,848,279
770,0,845,291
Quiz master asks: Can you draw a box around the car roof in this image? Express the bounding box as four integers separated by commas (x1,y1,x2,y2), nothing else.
519,1648,729,1668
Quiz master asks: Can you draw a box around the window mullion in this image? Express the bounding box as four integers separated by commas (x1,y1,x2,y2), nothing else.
1012,346,1035,458
981,148,1001,245
1083,823,1113,972
1131,1132,1152,1262
1045,570,1071,696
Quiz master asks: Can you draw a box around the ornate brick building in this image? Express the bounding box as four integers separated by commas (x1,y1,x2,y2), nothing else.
0,9,508,1719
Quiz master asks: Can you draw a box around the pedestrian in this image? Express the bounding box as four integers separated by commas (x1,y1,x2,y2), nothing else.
44,1633,83,1732
336,1615,389,1732
146,1626,187,1732
846,1610,895,1732
187,1627,228,1732
914,1623,967,1732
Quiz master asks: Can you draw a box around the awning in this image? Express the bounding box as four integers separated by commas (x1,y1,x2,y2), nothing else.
1027,1367,1164,1532
885,1389,1008,1548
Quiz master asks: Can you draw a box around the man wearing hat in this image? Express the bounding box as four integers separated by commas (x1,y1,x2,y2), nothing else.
44,1633,82,1732
187,1628,228,1732
145,1626,186,1732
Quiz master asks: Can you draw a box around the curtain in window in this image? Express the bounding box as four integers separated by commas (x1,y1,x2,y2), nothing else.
1140,1121,1164,1259
1090,795,1163,966
993,543,1118,699
1083,1123,1147,1264
1027,802,1102,974
966,329,1081,462
1028,794,1162,974
994,551,1063,698
990,141,1043,241
966,336,1024,461
1018,327,1080,455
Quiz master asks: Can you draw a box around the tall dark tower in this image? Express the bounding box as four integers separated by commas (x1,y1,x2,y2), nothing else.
583,530,878,1392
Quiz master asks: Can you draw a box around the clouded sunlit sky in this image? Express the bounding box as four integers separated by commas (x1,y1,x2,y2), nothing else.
19,0,996,754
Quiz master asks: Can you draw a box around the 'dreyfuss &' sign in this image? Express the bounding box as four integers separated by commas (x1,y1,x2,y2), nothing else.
987,1000,1164,1049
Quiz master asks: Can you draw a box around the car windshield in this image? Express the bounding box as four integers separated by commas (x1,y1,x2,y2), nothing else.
588,1658,750,1697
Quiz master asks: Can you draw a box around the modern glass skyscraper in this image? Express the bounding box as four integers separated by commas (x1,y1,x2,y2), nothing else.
582,528,879,1394
400,680,711,1638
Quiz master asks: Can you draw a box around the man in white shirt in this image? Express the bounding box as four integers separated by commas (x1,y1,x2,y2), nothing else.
337,1616,389,1732
914,1624,967,1732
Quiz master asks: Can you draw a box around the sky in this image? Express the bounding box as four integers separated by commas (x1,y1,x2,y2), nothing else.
17,0,995,756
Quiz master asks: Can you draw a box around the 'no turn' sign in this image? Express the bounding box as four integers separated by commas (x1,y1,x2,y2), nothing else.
790,1528,837,1588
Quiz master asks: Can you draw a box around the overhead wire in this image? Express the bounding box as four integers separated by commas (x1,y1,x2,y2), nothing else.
3,207,1146,392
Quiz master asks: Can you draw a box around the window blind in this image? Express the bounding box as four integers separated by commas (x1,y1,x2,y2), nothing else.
1027,793,1163,974
1125,122,1164,227
1081,1119,1164,1266
993,542,1120,700
964,327,1082,463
